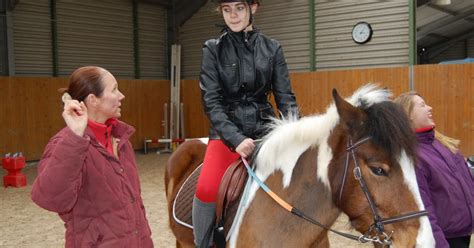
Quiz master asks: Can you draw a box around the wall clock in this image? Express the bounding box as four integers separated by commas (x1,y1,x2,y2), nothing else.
352,22,373,44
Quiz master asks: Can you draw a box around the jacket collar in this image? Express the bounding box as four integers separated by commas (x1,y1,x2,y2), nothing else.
85,119,135,147
225,26,259,45
415,126,435,144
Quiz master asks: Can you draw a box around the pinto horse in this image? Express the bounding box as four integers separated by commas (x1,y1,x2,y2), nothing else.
165,85,435,247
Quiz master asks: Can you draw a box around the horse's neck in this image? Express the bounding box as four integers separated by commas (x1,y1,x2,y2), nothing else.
234,147,341,247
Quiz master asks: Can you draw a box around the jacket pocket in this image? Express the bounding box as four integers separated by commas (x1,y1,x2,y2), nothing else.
220,62,239,92
255,57,273,83
82,218,104,247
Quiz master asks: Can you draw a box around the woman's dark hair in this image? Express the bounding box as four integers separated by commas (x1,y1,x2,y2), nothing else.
61,66,108,102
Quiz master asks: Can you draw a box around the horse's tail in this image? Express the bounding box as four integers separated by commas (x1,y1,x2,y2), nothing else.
165,140,207,200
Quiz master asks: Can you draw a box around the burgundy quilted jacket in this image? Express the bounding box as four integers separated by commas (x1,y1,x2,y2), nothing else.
31,121,153,248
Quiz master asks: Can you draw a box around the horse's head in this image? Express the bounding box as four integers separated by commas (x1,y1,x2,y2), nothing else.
328,89,434,247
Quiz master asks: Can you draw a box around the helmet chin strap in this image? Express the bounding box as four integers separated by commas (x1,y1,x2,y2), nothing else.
238,4,253,43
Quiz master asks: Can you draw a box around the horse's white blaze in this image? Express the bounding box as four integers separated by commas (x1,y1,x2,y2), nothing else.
398,151,436,248
229,84,393,246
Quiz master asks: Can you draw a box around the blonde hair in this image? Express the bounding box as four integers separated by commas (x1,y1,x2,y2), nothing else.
394,91,460,154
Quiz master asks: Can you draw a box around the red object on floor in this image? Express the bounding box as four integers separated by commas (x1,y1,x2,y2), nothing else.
2,156,27,187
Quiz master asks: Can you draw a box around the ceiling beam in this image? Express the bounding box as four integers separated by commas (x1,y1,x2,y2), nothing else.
417,7,474,40
417,0,431,7
427,3,456,15
426,33,449,40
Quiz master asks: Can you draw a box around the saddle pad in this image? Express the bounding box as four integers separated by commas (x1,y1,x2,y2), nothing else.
172,163,203,229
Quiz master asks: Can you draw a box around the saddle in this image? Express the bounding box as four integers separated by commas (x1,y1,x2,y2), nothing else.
172,158,249,242
215,158,248,237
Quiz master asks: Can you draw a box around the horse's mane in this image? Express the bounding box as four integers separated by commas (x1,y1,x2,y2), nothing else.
364,101,417,166
253,84,395,188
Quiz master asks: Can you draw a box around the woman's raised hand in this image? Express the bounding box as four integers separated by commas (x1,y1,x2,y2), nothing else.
62,100,88,137
236,138,255,158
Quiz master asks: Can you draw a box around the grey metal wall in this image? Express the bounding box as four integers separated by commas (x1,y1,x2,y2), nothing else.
255,0,310,72
0,0,7,75
11,0,53,75
138,2,167,79
9,0,167,78
180,1,221,79
181,0,411,78
180,0,310,79
56,0,134,77
315,1,409,70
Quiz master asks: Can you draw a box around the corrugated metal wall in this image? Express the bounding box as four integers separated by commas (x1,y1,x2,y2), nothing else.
57,0,134,77
0,0,7,76
180,0,310,79
10,0,167,78
138,2,167,79
180,1,221,79
254,0,310,72
315,1,409,70
11,0,53,75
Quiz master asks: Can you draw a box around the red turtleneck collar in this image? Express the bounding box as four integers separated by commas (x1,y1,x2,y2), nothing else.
87,118,118,155
415,126,434,133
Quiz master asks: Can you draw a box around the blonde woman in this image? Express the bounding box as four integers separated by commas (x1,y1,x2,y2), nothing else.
395,92,473,248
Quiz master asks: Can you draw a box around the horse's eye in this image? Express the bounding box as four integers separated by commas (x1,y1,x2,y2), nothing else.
369,166,387,176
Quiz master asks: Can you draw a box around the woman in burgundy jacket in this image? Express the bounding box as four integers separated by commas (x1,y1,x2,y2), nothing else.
31,66,153,248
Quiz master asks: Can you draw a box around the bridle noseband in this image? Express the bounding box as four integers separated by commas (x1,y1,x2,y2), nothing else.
242,136,428,247
337,136,428,246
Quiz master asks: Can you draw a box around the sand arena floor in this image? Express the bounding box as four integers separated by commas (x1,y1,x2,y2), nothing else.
0,152,470,247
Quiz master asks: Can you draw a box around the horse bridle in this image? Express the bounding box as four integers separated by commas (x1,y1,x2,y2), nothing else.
242,136,428,247
337,136,428,246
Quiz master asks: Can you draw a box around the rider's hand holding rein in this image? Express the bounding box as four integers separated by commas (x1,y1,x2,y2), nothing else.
62,100,88,137
236,138,255,158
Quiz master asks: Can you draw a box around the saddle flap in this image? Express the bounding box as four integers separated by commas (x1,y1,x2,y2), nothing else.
215,158,248,226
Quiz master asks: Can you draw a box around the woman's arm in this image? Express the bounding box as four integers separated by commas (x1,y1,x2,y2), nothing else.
200,40,246,149
271,44,299,118
31,128,89,214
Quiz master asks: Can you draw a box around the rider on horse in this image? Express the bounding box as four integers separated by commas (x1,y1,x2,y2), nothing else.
193,0,299,246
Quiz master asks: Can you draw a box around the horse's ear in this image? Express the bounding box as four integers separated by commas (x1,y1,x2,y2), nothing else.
332,89,365,132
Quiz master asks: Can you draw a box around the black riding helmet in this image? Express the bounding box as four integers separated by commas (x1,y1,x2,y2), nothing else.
216,0,260,5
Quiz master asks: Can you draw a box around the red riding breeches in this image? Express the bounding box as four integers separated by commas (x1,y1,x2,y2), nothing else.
195,139,240,203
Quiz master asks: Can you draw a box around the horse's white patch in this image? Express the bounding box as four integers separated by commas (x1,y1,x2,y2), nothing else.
196,137,209,144
398,151,436,247
228,84,393,247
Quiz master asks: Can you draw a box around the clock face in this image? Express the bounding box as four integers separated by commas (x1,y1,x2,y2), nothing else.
352,22,373,44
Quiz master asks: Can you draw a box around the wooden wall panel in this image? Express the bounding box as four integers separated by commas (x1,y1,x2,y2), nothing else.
1,65,472,160
118,79,170,149
0,77,170,161
0,77,66,160
414,64,473,155
180,80,209,138
291,67,410,116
